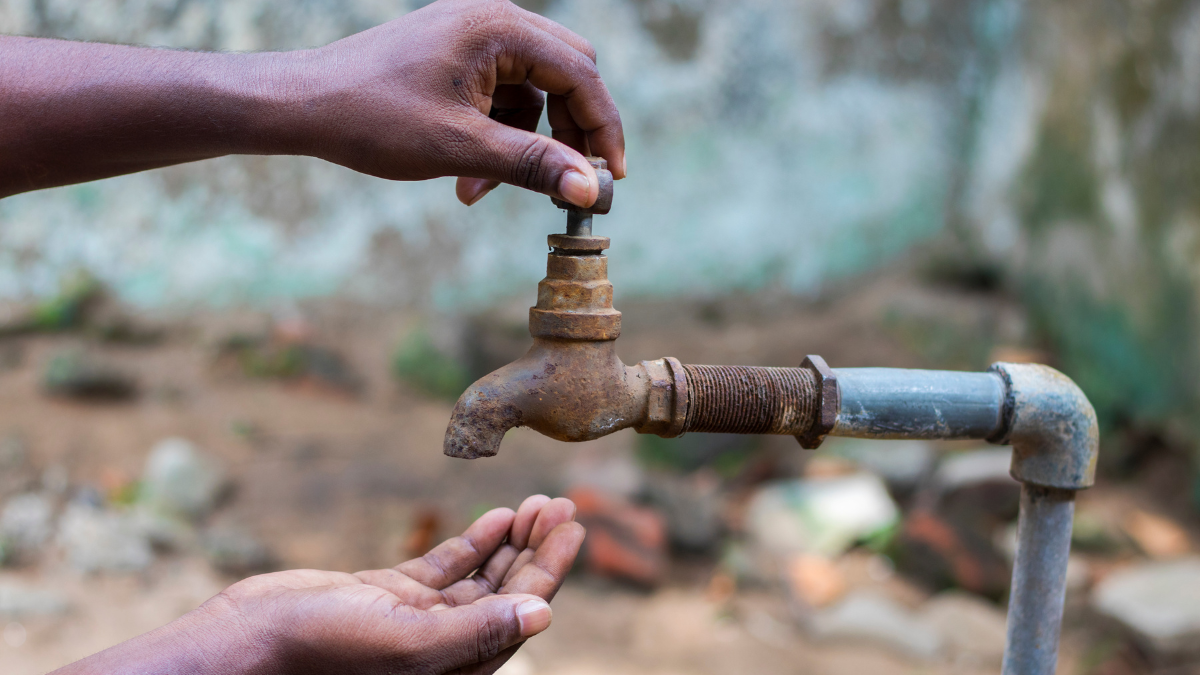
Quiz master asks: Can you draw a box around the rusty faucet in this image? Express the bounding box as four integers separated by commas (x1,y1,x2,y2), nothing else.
443,158,833,459
443,162,1100,675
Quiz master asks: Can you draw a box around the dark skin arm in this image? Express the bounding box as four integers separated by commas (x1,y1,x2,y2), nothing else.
0,0,626,206
52,496,585,675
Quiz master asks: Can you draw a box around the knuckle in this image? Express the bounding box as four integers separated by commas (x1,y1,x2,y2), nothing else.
579,37,597,63
475,612,509,661
511,138,552,190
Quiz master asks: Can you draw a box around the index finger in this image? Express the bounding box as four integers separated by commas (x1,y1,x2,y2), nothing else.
493,23,625,179
395,507,515,589
498,521,586,601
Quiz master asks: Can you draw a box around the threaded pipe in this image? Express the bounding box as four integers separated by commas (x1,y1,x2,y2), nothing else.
681,365,819,435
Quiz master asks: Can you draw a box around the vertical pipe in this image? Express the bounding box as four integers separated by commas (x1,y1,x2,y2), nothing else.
1002,484,1076,675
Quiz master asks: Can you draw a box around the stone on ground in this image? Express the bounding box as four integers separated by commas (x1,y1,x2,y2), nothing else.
57,503,153,573
567,486,668,586
1092,557,1200,660
745,473,899,558
0,582,70,619
139,437,225,520
811,590,943,660
920,590,1008,667
1,493,55,553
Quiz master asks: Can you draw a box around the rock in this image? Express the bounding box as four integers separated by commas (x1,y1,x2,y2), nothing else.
57,503,154,573
1,493,55,553
822,439,935,495
930,448,1020,523
893,510,1010,599
217,334,362,396
745,473,899,558
996,523,1091,594
139,438,225,520
1092,557,1200,660
643,470,724,552
1121,509,1191,559
202,525,274,576
0,582,70,618
0,434,36,497
784,554,846,608
812,591,943,660
41,350,138,401
130,506,197,552
567,486,668,587
920,590,1008,667
561,446,644,499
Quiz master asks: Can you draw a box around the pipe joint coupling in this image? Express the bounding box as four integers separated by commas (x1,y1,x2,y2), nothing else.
989,362,1099,491
637,357,688,438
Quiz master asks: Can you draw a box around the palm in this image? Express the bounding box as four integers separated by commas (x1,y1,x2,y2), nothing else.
218,497,582,675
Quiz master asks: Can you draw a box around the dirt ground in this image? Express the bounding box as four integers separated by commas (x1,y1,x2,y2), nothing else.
0,267,1092,675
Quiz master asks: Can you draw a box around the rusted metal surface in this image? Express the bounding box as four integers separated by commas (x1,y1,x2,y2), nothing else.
638,357,688,437
989,362,1099,490
443,338,652,458
528,235,621,341
443,191,1100,675
552,156,614,239
796,355,838,449
680,364,819,435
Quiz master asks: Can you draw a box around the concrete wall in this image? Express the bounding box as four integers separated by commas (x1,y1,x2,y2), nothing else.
0,0,959,308
2,0,1199,436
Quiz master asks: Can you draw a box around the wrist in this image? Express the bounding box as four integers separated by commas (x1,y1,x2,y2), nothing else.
52,595,281,675
227,49,327,158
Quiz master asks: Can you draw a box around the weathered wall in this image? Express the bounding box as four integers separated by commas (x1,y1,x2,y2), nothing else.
0,0,959,308
2,0,1199,436
961,1,1200,435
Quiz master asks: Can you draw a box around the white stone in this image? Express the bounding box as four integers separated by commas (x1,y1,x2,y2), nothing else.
0,582,69,618
1,493,54,551
140,437,224,520
921,590,1008,666
57,503,153,573
746,473,899,557
812,591,943,660
1092,557,1200,658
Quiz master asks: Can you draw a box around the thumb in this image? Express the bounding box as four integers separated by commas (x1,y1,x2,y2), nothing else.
461,118,599,208
413,594,552,670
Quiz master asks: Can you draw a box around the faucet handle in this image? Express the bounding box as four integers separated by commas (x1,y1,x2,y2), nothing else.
551,157,613,236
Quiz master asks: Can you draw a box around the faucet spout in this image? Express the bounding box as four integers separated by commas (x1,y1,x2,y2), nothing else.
444,338,650,459
444,231,678,459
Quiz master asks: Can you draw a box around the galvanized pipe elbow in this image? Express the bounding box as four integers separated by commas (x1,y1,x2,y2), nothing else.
988,362,1099,490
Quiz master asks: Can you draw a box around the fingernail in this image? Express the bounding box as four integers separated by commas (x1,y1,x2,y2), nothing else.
558,170,591,207
516,599,552,637
620,156,628,178
464,185,494,206
430,603,452,612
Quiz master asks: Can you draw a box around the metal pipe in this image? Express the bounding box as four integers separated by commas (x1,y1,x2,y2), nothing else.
832,367,1007,440
1003,485,1076,675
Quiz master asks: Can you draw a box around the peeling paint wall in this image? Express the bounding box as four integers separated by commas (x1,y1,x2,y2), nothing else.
3,0,1199,436
961,2,1200,435
0,0,960,309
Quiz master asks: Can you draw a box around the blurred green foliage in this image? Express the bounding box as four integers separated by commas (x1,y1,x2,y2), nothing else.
391,325,469,401
635,433,758,479
30,271,103,332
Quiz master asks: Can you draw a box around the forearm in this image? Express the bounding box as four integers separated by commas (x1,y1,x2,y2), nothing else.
51,600,278,675
0,36,318,198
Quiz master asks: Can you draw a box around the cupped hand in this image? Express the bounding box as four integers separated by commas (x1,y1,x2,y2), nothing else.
294,0,625,208
53,496,584,675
